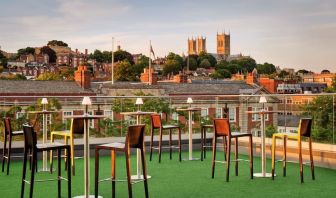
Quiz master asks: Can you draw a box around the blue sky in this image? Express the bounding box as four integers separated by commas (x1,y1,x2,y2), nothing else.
0,0,335,72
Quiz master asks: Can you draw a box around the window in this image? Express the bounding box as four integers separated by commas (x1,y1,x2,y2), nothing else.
215,108,222,118
16,111,26,119
104,110,113,120
88,111,94,128
63,111,73,123
172,112,178,121
229,107,236,122
252,107,269,121
201,108,208,118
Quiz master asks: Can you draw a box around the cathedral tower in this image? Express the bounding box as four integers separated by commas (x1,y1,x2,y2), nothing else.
188,38,197,55
197,36,206,54
217,32,230,56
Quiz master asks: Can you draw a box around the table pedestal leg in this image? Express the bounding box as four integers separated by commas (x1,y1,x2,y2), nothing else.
254,113,273,178
40,113,50,172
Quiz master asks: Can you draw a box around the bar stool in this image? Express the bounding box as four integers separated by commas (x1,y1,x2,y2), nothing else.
149,114,181,163
201,107,229,161
50,118,84,175
94,125,148,198
2,117,24,175
271,118,315,183
211,118,253,182
21,125,71,198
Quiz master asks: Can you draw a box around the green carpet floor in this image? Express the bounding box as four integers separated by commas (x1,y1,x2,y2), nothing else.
0,151,335,198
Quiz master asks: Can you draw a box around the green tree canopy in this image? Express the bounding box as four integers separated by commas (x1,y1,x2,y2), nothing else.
197,52,217,67
17,47,35,57
114,50,134,65
186,57,198,71
36,72,63,80
199,59,211,69
167,52,184,68
114,60,134,81
256,62,276,75
90,49,104,63
0,74,26,80
47,40,68,47
0,51,7,67
210,69,231,79
230,57,257,72
163,59,181,75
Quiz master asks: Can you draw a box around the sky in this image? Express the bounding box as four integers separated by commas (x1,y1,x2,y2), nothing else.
0,0,335,72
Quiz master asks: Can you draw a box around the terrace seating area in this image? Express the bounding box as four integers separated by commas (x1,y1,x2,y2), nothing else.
1,94,336,197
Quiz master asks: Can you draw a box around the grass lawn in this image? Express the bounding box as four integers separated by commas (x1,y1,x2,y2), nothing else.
0,150,335,198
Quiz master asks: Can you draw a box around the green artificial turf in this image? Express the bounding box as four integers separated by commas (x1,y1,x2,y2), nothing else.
0,150,335,198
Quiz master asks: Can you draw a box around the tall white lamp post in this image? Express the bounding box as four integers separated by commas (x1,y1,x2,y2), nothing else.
41,98,48,111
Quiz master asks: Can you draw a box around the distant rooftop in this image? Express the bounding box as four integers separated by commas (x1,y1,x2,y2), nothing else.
0,80,94,95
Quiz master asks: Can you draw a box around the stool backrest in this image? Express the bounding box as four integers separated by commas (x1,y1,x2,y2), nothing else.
299,118,312,137
151,114,162,129
23,125,37,149
213,118,231,136
71,118,84,135
126,125,146,149
3,117,12,136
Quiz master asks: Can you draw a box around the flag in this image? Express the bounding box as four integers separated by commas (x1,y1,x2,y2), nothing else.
150,44,155,59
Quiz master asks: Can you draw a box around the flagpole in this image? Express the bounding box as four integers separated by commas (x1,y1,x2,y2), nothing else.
111,37,114,85
149,40,152,85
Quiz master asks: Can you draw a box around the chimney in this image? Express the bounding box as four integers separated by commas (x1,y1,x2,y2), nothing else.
117,45,121,51
75,49,78,54
75,66,91,89
140,68,157,85
85,49,88,56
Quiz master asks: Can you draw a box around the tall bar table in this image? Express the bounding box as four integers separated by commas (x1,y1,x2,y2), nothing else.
176,108,201,160
246,110,278,178
120,111,155,180
65,114,105,198
28,110,58,172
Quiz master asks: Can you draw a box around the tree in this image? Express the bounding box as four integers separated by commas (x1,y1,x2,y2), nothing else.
114,50,134,65
211,69,231,79
0,74,26,80
199,59,211,69
36,72,63,80
47,40,68,47
198,52,217,67
256,62,276,75
114,60,134,81
304,96,334,142
163,59,181,75
40,46,57,63
231,57,257,72
17,47,35,57
0,51,7,67
167,52,184,68
324,75,336,93
278,70,290,79
186,57,198,71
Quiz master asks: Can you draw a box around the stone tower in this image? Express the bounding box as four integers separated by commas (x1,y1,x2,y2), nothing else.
197,36,206,54
217,32,230,56
187,38,197,55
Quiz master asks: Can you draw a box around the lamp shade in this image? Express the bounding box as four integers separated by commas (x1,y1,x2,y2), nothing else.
187,97,193,104
135,98,144,105
82,96,92,105
41,98,48,104
259,96,267,103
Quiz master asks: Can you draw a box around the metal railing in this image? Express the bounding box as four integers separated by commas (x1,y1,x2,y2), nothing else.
0,93,335,144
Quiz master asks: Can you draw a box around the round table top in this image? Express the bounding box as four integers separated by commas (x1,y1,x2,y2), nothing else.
120,111,156,116
64,114,106,119
246,110,279,114
27,110,59,114
176,108,203,112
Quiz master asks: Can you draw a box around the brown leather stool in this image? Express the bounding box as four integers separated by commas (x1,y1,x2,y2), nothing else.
211,118,253,182
150,114,181,163
95,125,148,198
21,125,71,198
2,117,24,175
